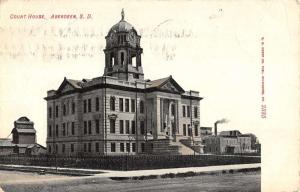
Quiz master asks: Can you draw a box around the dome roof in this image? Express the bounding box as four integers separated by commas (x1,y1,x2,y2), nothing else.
108,9,136,34
109,20,134,33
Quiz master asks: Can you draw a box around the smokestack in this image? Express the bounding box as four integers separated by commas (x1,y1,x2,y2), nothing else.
214,118,229,136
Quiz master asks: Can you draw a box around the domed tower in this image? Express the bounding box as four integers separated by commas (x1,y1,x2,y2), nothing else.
104,9,144,81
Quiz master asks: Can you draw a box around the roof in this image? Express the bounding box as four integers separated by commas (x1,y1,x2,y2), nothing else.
15,116,33,125
147,76,185,93
0,139,13,147
109,20,134,33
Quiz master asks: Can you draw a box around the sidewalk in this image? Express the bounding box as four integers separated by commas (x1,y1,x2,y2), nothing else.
0,163,260,184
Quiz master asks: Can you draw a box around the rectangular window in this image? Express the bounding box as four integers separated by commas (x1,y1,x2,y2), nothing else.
84,143,87,152
72,102,75,114
183,124,186,136
125,99,129,112
62,123,66,136
55,125,59,137
95,97,99,111
132,143,136,152
188,124,192,136
63,104,66,116
48,107,52,118
71,144,74,152
140,101,144,113
182,105,186,117
95,119,100,134
119,120,124,134
95,142,99,152
62,144,65,153
195,125,199,136
88,99,91,112
83,100,87,113
141,143,145,152
111,143,116,152
88,121,92,134
48,125,52,137
126,143,130,152
119,98,124,112
194,106,198,118
88,143,91,152
131,99,135,112
110,119,115,133
187,106,190,117
140,121,145,135
55,105,59,118
125,120,130,134
120,143,124,152
84,121,87,135
71,122,75,135
131,120,135,134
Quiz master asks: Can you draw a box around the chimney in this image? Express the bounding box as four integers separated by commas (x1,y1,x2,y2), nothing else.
214,122,218,136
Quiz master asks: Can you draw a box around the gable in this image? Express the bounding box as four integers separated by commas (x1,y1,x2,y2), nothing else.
160,81,181,93
56,78,81,94
60,83,75,93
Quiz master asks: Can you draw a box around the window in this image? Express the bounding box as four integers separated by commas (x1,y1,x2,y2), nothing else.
126,143,130,152
125,99,129,112
84,143,87,152
171,104,175,116
125,120,130,134
48,125,52,137
84,121,87,135
62,144,65,153
83,100,87,113
88,99,91,112
141,143,145,152
48,107,52,118
110,119,115,133
120,143,124,152
188,124,192,136
132,143,136,152
56,125,59,137
88,143,91,152
88,121,92,134
62,123,66,136
55,144,58,153
194,106,198,118
55,105,59,118
71,122,75,135
95,120,100,134
187,106,190,117
140,121,145,135
139,101,144,113
71,144,74,152
110,97,115,111
119,98,124,112
195,125,198,136
111,143,116,152
131,121,136,134
95,142,99,152
72,102,75,114
121,52,125,65
183,124,186,136
119,120,124,134
131,99,135,112
182,106,186,117
63,104,66,116
95,97,99,111
48,145,52,153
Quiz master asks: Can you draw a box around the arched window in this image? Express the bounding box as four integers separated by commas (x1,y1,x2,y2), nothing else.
121,52,125,66
110,97,115,111
139,100,144,113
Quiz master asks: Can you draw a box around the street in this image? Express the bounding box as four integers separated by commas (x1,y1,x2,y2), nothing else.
0,170,260,192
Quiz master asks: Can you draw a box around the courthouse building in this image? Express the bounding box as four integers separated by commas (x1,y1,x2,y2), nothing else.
45,10,203,156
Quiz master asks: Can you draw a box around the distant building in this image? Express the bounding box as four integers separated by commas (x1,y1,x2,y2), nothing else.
0,117,46,156
203,130,252,154
200,127,212,137
45,10,203,156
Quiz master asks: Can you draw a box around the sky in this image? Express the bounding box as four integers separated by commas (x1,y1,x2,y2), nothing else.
0,1,299,190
